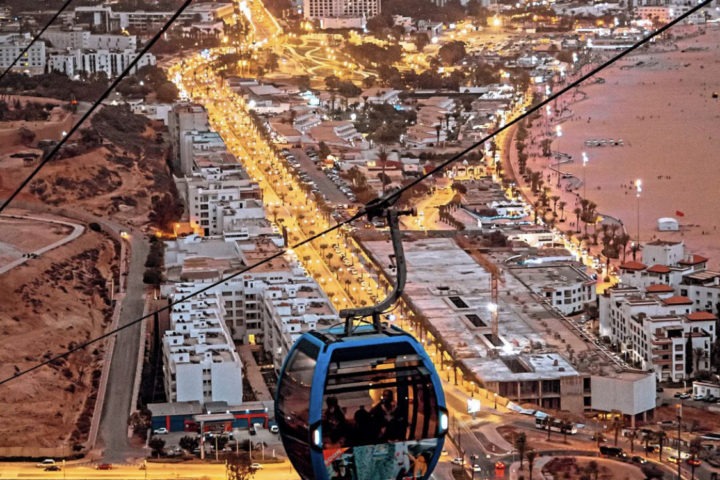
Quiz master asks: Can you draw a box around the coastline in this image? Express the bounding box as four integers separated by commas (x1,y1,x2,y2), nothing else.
506,24,720,270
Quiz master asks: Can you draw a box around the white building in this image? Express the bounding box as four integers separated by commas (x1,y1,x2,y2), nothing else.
261,283,338,373
48,48,155,78
168,103,210,174
44,29,138,51
303,0,380,29
74,3,234,31
163,291,244,404
0,33,46,74
591,372,656,424
176,166,263,237
509,263,597,316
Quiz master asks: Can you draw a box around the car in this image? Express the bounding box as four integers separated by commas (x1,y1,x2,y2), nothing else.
631,456,648,464
451,457,464,465
686,458,702,467
440,450,449,456
96,463,113,470
270,425,279,434
495,461,506,470
37,459,56,468
250,463,263,470
44,465,61,471
153,427,168,435
693,394,706,401
472,464,482,473
679,393,691,399
667,455,680,464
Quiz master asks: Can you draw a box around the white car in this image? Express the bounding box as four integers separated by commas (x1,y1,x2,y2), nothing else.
472,464,482,473
153,427,168,435
451,457,464,465
270,425,279,434
36,459,56,468
250,463,263,470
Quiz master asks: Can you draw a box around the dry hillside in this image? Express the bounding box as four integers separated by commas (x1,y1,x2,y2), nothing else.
0,103,177,451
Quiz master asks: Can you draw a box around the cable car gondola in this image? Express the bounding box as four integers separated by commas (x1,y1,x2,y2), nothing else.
276,204,448,480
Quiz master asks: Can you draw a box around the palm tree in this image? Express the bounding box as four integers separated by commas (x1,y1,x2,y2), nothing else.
435,123,442,145
546,416,553,440
611,412,623,446
558,200,567,222
627,428,637,453
514,433,527,469
573,207,582,233
526,450,537,480
550,195,560,215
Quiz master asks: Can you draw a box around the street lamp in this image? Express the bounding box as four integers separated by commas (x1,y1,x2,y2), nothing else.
582,151,589,200
676,403,682,480
555,125,563,188
634,179,642,261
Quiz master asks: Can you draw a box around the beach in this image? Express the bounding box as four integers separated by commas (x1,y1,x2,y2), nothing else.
510,25,720,270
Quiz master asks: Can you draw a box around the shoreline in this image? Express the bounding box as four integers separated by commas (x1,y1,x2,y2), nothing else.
505,25,720,271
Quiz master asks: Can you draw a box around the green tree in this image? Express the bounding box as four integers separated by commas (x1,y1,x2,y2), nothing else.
585,460,599,480
179,435,199,452
438,41,467,66
155,82,179,103
689,436,702,480
148,437,166,458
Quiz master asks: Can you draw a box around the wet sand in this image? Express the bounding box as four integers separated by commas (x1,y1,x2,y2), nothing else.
517,25,720,270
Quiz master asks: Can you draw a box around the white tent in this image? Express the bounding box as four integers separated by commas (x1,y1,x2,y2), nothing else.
657,217,679,231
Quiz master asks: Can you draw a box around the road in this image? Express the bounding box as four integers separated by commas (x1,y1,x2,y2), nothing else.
98,230,149,463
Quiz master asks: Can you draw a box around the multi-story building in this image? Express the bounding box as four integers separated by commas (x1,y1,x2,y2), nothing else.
176,166,263,236
47,48,155,78
73,3,234,32
599,240,719,383
303,0,380,29
44,29,138,50
0,33,46,74
163,291,244,404
261,282,338,373
509,263,597,316
167,103,210,174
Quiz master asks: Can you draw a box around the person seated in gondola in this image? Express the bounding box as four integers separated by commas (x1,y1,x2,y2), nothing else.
323,395,349,447
370,389,406,442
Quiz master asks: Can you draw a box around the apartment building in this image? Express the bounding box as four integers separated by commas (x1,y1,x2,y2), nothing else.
261,282,338,374
163,291,244,404
596,240,720,382
303,0,380,29
47,48,155,78
168,103,210,174
510,263,597,316
0,33,46,74
44,29,138,50
73,3,234,32
176,166,263,237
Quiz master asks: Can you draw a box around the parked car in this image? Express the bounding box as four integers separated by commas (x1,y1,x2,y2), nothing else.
693,394,706,401
687,457,702,466
153,427,168,435
600,445,627,459
97,463,113,470
270,425,279,434
36,459,56,468
44,465,61,471
250,463,263,470
631,456,648,464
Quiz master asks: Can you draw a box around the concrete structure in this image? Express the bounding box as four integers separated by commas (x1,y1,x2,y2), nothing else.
168,103,210,174
175,166,263,237
44,29,138,50
74,3,234,31
303,0,379,29
48,48,156,78
163,290,244,404
148,400,271,433
0,33,46,74
591,372,656,423
510,263,597,316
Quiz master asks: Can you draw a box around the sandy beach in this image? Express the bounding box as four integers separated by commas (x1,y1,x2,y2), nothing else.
512,25,720,270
